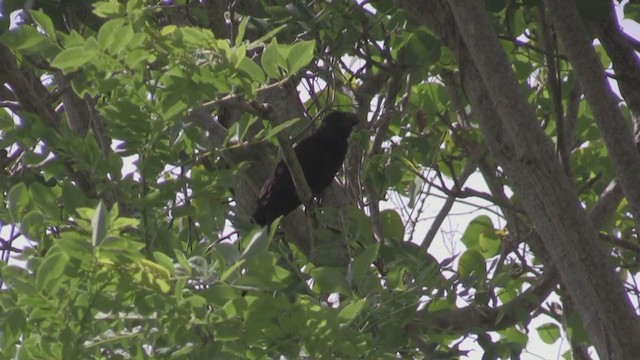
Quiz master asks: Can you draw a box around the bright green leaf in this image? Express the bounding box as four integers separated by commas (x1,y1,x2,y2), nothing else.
235,16,249,45
30,10,56,40
237,57,266,83
0,25,48,53
537,322,561,344
286,40,315,74
153,251,175,275
93,1,124,18
91,200,109,247
108,25,134,54
51,46,94,72
97,18,125,51
461,215,494,249
262,38,281,79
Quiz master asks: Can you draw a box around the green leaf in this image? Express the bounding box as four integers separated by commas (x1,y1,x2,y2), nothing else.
62,181,89,215
338,298,366,323
153,251,175,275
478,231,501,259
461,215,500,257
125,49,152,68
29,182,59,218
0,25,48,53
347,243,379,288
51,46,94,72
566,312,589,343
4,309,27,345
398,30,441,67
286,40,315,74
241,227,270,260
36,249,69,293
536,322,561,344
91,200,109,247
202,284,239,307
84,36,100,54
98,18,125,51
501,327,528,347
310,267,351,295
93,1,124,18
30,10,56,40
458,249,486,279
7,182,30,222
21,211,46,240
262,38,281,79
108,25,134,54
237,57,266,83
255,117,302,141
2,266,38,295
380,209,404,242
250,24,286,46
57,232,93,260
235,16,249,45
348,206,375,245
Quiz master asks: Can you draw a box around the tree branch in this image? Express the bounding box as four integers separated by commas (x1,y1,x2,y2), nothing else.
545,0,640,237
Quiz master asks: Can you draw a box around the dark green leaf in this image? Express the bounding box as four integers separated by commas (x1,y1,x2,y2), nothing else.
380,209,404,242
347,243,379,288
338,298,366,323
458,249,486,279
7,182,30,222
21,211,46,240
310,267,351,295
36,248,68,293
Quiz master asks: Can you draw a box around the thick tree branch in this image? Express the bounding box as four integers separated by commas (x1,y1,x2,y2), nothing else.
415,270,556,332
0,45,59,128
544,0,640,236
595,4,640,118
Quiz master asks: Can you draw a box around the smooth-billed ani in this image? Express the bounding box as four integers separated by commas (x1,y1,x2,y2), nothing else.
252,111,359,226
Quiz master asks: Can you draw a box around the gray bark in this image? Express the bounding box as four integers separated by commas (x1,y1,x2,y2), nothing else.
544,0,640,235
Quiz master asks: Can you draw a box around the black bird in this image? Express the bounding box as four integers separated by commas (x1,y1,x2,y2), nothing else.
252,111,359,226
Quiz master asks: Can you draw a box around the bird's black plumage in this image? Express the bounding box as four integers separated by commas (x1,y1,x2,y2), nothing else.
252,111,359,226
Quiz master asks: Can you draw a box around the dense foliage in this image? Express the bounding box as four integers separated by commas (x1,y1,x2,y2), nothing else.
1,0,640,359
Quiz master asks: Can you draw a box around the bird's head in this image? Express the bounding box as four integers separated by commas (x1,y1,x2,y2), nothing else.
321,111,359,130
